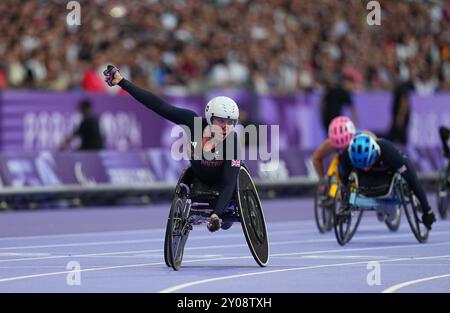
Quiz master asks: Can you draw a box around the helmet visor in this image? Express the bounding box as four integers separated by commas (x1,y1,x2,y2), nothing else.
211,116,238,126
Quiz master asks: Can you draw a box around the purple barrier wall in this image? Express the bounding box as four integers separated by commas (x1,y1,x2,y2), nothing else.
0,91,449,152
409,94,450,149
0,92,172,151
0,147,442,188
0,149,313,187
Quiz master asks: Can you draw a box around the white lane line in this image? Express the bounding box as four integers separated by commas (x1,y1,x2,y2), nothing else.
158,254,450,293
0,238,159,250
0,219,316,242
298,255,391,260
0,262,161,283
0,228,163,242
0,253,51,257
2,229,450,264
382,274,450,293
0,217,417,243
0,255,259,283
374,263,450,267
263,241,450,259
1,240,450,286
2,230,450,264
0,249,152,263
0,228,304,250
2,222,450,251
0,237,290,263
0,256,448,269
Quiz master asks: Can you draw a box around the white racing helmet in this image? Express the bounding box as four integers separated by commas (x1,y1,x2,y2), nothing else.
205,96,239,125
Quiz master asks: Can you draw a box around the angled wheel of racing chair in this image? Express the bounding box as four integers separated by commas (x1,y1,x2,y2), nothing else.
333,172,364,246
334,170,428,246
164,165,269,271
314,156,340,233
436,162,450,220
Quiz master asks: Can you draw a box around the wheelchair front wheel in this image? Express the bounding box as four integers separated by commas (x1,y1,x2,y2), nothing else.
384,207,401,232
334,204,363,246
164,194,184,268
400,182,429,243
166,196,191,270
314,179,335,233
437,171,449,220
164,211,172,267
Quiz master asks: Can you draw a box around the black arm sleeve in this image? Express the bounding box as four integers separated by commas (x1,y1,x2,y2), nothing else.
213,161,241,215
339,152,353,186
400,160,431,211
213,133,242,215
379,140,431,211
439,126,450,158
118,79,198,126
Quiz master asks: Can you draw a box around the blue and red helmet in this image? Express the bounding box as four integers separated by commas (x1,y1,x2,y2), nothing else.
348,134,380,169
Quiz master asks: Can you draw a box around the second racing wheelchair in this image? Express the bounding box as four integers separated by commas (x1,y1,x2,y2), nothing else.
436,160,450,220
315,156,402,234
334,170,428,246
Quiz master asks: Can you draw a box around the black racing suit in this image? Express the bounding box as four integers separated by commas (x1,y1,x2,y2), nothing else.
74,115,104,150
339,139,431,214
439,126,450,159
118,79,241,216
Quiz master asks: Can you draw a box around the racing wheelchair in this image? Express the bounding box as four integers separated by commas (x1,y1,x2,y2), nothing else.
334,170,428,246
314,156,340,233
315,157,400,234
436,161,450,220
163,165,270,271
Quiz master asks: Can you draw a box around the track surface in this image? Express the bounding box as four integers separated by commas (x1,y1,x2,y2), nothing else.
0,196,449,293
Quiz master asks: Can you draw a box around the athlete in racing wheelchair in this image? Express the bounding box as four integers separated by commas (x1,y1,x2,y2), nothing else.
437,126,450,219
312,116,378,233
104,65,269,270
334,134,436,245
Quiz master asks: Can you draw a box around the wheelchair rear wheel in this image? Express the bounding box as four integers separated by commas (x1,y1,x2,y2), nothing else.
384,207,401,232
237,167,269,267
400,182,429,243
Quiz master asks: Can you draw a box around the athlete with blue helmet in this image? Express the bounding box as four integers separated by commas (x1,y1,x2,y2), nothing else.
348,134,380,170
340,134,436,229
312,116,376,182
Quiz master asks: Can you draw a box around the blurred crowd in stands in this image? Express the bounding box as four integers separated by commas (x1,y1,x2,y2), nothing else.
1,0,450,94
